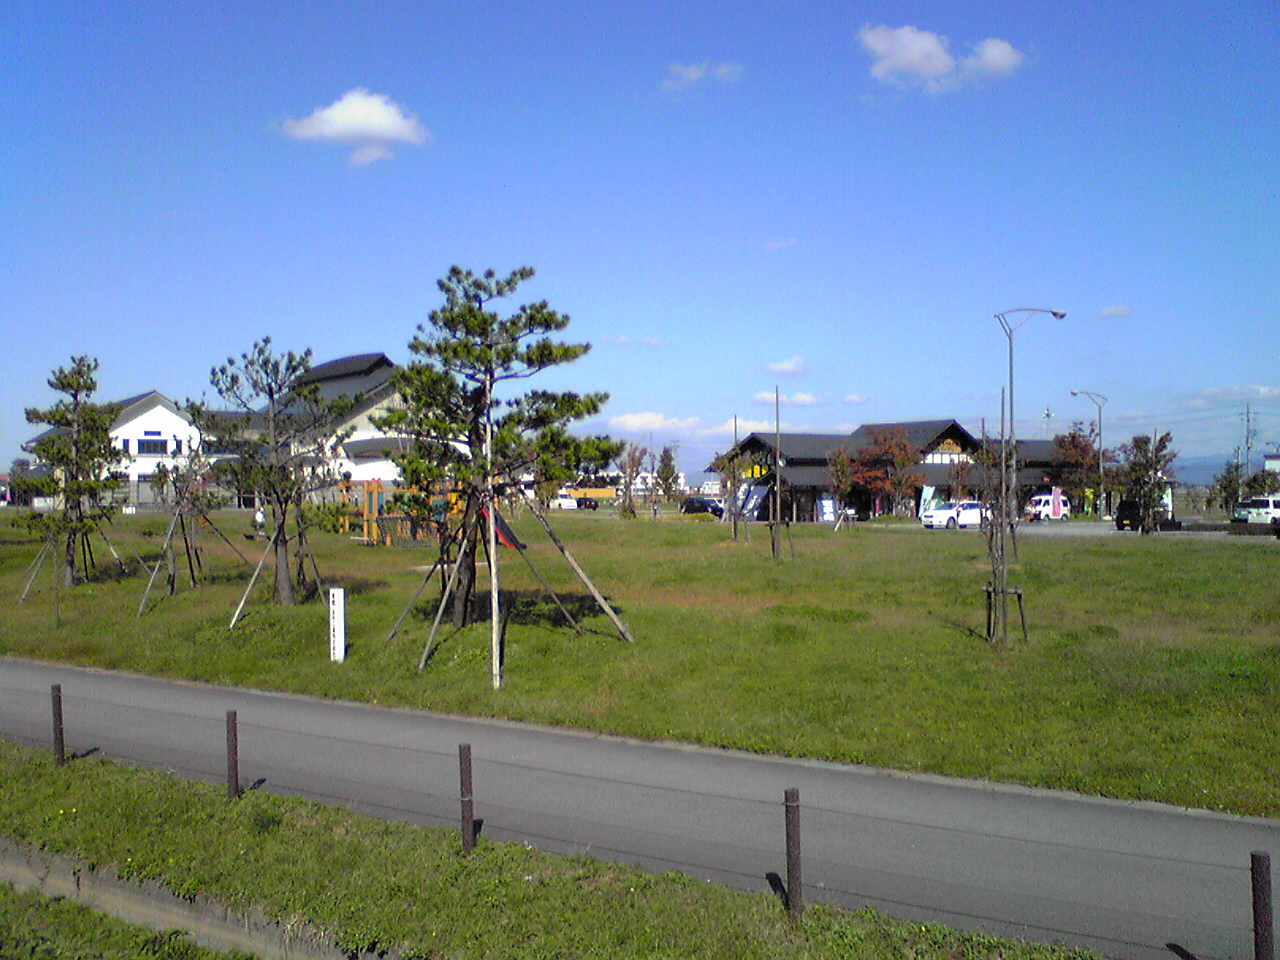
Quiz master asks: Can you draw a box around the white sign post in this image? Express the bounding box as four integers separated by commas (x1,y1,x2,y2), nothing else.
328,587,346,663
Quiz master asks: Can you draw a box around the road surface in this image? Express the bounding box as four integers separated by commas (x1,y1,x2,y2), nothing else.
1,657,1274,960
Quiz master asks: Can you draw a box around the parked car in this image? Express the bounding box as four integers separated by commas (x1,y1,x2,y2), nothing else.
919,500,990,529
550,492,578,510
1114,498,1143,531
1025,492,1071,521
575,496,599,511
1232,496,1280,525
680,496,723,518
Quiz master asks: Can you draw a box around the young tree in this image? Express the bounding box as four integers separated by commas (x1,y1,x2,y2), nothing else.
617,443,647,519
850,427,924,516
712,448,751,537
24,357,125,586
1211,457,1244,516
375,266,608,625
1118,431,1177,533
827,447,857,510
194,338,353,605
655,445,680,502
1053,423,1100,514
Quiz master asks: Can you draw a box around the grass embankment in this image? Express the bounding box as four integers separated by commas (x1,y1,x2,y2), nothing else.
1,511,1278,815
0,740,1095,960
0,884,248,960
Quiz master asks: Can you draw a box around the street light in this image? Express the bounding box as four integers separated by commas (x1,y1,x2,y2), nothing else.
1071,390,1108,516
992,307,1066,645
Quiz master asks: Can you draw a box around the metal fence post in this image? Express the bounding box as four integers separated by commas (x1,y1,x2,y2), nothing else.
1254,851,1274,960
226,710,240,800
785,787,803,920
459,743,475,855
51,685,65,767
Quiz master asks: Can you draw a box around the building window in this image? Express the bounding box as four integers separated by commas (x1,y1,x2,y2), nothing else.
137,439,167,455
121,439,130,455
173,439,182,454
144,430,161,437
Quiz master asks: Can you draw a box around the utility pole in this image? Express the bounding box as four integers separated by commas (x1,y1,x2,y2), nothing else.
1244,404,1255,478
772,387,781,561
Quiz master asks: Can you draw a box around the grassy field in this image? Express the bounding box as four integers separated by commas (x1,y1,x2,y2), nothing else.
0,740,1096,960
1,508,1278,816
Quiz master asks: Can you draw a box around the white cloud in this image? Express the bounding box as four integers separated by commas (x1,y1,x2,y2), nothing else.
609,412,701,433
844,393,867,404
1098,305,1132,318
283,88,429,165
661,61,745,92
700,417,788,437
754,391,821,406
962,38,1025,78
767,355,808,375
858,24,1025,93
603,334,663,347
1184,385,1280,411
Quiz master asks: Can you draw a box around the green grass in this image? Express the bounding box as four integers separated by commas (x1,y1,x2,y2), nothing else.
2,510,1279,814
0,740,1096,960
0,882,250,960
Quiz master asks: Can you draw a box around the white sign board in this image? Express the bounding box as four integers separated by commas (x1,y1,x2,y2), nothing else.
328,587,346,663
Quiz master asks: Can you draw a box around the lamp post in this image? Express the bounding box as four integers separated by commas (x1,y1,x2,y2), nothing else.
992,307,1066,644
1071,390,1107,516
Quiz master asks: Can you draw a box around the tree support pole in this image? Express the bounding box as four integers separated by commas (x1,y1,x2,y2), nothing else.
529,508,634,643
418,512,480,670
513,544,582,634
137,507,183,616
20,539,53,604
230,526,280,629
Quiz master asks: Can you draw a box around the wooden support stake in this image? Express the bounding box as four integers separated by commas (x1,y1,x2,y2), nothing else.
785,787,803,921
230,526,280,630
20,539,52,604
137,508,183,616
459,743,475,855
226,710,240,800
51,685,65,767
418,514,479,670
529,509,634,643
513,544,582,635
1255,851,1274,960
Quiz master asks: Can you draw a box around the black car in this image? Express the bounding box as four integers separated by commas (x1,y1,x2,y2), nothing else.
575,496,599,511
680,496,724,518
1114,499,1142,531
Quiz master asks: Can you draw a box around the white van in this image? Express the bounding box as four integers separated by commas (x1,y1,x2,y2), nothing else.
1237,496,1280,525
1025,492,1071,521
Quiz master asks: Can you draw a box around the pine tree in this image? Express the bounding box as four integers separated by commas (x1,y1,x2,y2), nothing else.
376,266,609,625
24,357,125,586
194,338,353,605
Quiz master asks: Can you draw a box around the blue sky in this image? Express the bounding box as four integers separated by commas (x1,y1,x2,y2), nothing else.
4,1,1278,484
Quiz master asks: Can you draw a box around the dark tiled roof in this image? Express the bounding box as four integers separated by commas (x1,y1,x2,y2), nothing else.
848,419,978,453
293,353,394,387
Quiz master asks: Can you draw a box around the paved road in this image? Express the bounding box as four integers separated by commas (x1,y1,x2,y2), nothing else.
1,657,1275,960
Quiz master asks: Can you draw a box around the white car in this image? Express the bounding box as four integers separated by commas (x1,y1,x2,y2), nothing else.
920,500,990,529
1025,493,1071,521
550,491,578,509
1234,496,1280,524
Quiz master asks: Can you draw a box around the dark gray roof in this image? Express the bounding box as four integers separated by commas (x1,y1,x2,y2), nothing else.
848,419,979,454
738,431,853,464
293,354,395,387
343,437,410,460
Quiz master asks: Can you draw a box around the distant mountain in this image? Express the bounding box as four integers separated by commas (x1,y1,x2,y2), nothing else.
1173,454,1230,487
